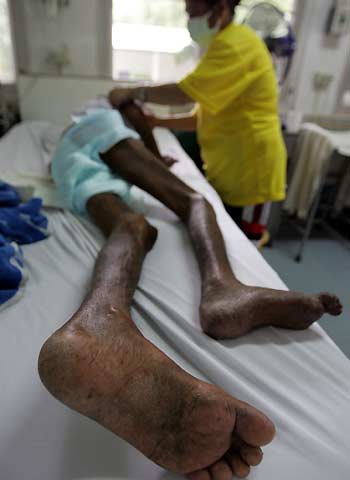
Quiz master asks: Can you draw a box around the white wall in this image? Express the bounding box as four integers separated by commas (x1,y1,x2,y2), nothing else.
18,75,115,124
286,0,350,115
18,74,173,124
1,84,18,104
336,51,350,113
113,49,196,83
11,0,112,77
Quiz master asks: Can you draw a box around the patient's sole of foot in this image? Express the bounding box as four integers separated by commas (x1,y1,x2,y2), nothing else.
201,279,343,340
38,308,275,479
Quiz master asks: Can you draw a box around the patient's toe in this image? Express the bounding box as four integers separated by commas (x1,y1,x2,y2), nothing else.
239,444,263,466
226,452,250,478
319,293,343,316
187,469,211,480
209,460,233,480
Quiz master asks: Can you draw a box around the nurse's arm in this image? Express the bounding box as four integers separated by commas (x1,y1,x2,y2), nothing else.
109,84,192,108
148,111,197,132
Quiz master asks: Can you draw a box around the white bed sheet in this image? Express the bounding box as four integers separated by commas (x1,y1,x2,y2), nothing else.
0,123,349,480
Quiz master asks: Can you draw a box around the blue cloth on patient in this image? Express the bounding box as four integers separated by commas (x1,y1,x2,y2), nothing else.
52,109,140,214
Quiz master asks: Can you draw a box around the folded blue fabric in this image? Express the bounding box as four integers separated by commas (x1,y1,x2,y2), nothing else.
0,182,21,207
0,198,48,245
0,181,49,308
0,237,25,307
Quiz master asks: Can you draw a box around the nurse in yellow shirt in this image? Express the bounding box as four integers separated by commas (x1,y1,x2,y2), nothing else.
109,0,287,239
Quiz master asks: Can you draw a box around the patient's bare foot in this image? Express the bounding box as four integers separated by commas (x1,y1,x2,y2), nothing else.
200,278,343,340
38,308,275,478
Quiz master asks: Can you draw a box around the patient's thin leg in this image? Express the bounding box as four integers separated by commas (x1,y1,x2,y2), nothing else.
119,101,162,159
119,101,176,167
101,139,343,340
38,192,275,480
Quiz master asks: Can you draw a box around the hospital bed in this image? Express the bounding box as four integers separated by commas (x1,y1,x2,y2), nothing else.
0,121,349,480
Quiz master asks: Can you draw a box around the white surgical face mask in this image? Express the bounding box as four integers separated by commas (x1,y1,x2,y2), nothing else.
187,11,220,47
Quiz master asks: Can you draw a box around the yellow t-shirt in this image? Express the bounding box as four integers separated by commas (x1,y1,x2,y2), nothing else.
178,23,287,207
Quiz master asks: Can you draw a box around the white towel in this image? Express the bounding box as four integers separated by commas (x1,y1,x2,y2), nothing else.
284,123,350,219
0,171,64,209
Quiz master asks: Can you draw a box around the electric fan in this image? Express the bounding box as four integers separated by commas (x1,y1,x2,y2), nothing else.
243,2,296,84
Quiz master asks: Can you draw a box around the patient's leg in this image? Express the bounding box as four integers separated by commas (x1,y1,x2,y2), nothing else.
119,101,162,159
38,192,275,479
119,101,176,167
101,139,343,340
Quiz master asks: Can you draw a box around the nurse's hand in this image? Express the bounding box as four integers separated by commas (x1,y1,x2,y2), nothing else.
108,88,134,108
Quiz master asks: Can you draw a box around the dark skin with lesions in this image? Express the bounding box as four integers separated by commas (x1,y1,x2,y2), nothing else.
119,101,177,167
103,103,342,341
38,102,342,480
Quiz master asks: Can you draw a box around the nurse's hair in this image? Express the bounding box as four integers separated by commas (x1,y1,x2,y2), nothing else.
208,0,241,16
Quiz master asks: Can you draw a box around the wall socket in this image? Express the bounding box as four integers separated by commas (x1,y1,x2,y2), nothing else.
313,72,334,91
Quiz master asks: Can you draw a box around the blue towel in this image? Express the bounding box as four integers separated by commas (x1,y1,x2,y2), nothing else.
0,198,48,245
0,181,49,308
0,182,21,206
0,237,26,307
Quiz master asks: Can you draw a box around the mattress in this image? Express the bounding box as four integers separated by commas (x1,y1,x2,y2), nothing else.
0,122,349,480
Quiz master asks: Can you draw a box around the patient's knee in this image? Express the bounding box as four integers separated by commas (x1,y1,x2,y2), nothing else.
184,192,210,220
86,194,157,249
121,212,158,252
189,192,206,205
100,137,141,167
119,100,145,123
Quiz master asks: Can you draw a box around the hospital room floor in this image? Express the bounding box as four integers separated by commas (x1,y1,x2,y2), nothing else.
262,226,350,359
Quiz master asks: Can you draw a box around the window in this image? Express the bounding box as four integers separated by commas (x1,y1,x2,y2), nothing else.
112,0,297,83
112,0,197,83
0,0,16,83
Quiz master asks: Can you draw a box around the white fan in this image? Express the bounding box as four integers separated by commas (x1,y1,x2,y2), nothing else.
243,2,296,84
